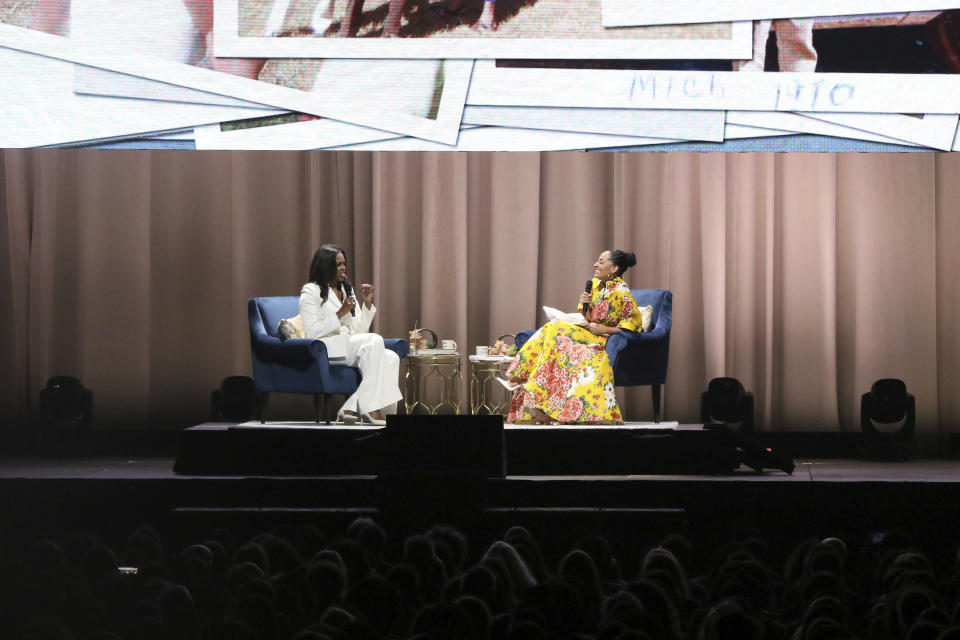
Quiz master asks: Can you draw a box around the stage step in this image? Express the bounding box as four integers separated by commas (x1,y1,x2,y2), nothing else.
174,419,755,476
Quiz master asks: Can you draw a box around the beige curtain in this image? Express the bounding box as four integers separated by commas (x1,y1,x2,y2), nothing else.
1,151,957,451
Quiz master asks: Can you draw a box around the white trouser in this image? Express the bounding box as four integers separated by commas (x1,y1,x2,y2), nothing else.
338,333,403,416
734,19,818,72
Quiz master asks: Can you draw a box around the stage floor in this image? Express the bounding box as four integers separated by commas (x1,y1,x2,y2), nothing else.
1,456,959,483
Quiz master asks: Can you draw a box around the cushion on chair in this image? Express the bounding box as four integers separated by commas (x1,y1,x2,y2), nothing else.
278,315,305,340
639,305,653,332
631,289,671,333
257,297,301,338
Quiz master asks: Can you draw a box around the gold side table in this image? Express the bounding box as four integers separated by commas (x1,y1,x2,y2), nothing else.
469,354,514,416
403,352,462,415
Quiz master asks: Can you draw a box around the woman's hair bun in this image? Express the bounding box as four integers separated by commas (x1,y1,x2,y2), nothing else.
607,249,637,276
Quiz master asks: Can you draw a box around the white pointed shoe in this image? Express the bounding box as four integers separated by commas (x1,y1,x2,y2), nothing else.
338,411,359,425
361,412,387,426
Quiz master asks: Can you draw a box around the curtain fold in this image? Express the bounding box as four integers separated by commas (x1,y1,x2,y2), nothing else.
1,150,956,450
0,150,31,428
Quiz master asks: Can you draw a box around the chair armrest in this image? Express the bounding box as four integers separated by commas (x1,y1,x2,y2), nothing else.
384,338,410,359
605,331,639,367
642,324,670,342
254,333,408,364
605,326,669,371
251,333,331,368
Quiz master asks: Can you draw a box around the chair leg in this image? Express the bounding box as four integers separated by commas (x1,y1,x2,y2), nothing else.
312,394,331,425
258,392,270,425
652,385,662,424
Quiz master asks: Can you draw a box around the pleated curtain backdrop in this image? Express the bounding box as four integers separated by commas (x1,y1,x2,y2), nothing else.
1,151,958,452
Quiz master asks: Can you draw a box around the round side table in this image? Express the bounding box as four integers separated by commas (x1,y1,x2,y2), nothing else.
403,352,462,415
468,354,514,416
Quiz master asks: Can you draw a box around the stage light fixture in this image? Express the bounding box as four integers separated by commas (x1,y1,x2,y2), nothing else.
210,376,256,423
860,378,915,461
38,376,93,455
701,377,793,474
700,377,755,433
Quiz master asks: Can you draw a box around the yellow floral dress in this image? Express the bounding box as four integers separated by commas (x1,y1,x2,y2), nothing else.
507,277,644,424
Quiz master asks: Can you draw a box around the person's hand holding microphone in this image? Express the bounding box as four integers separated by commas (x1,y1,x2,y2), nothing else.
578,291,592,310
337,292,357,318
578,279,592,318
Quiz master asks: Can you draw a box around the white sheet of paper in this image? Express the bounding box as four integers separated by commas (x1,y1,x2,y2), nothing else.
800,112,958,150
329,122,800,150
726,111,923,146
74,59,466,148
461,105,725,141
193,119,402,149
724,123,797,138
543,306,588,326
466,60,960,114
601,0,956,27
327,125,681,150
0,48,284,147
0,23,471,144
146,129,197,140
75,67,264,107
215,0,752,59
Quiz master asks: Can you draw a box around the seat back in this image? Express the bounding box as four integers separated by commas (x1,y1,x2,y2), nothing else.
252,296,300,338
631,289,672,332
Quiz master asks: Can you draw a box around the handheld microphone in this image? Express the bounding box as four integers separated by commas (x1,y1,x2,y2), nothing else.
580,279,592,318
343,282,357,316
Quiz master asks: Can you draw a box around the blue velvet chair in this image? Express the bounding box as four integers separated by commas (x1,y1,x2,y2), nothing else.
248,296,409,424
515,289,672,423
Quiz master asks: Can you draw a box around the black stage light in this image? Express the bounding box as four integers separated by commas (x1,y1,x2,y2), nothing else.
210,376,256,423
38,376,93,455
701,377,755,432
861,378,915,461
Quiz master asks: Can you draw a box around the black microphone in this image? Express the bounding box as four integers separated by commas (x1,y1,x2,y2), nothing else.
343,282,356,316
580,279,592,318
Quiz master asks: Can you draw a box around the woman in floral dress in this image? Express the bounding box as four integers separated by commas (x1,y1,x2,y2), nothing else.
506,250,644,425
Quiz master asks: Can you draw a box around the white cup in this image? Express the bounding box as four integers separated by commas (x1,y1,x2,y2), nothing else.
442,339,457,351
475,345,489,356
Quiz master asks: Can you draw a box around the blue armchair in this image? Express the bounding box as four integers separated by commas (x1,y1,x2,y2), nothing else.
515,289,672,423
248,296,409,424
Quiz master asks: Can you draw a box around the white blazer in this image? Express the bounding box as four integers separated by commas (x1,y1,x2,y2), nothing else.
300,282,377,360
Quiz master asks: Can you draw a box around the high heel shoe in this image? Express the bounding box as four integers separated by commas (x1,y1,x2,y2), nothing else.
339,411,359,425
361,412,387,426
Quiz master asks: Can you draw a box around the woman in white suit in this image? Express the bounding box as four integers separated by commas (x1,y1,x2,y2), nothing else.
300,244,402,425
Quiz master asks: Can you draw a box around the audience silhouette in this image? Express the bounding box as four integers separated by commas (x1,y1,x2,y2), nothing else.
5,519,960,639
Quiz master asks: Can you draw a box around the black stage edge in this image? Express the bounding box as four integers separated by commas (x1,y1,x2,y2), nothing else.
174,417,787,476
173,423,383,475
7,459,960,572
